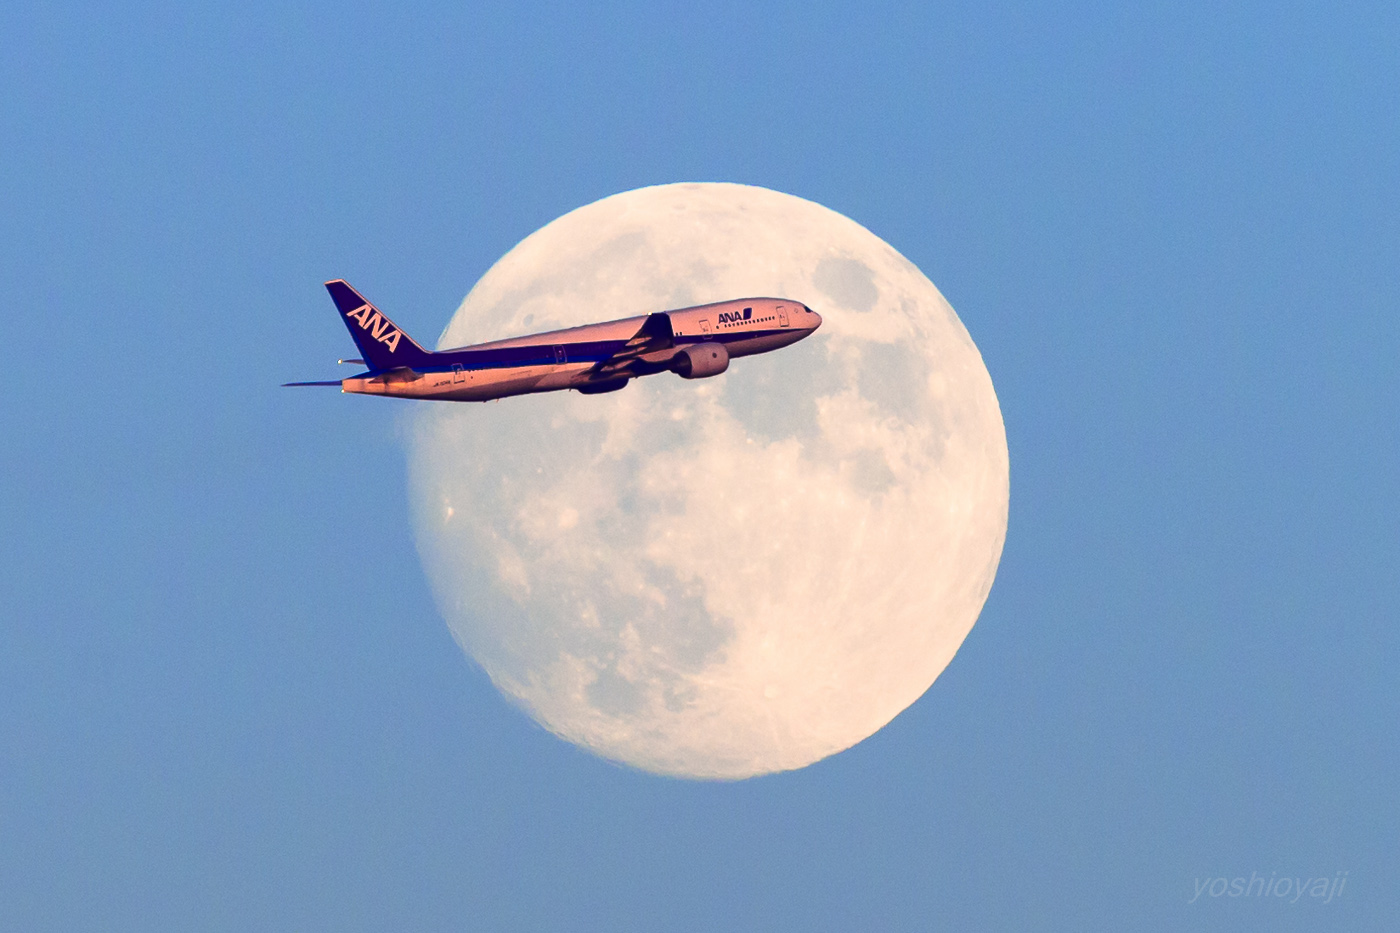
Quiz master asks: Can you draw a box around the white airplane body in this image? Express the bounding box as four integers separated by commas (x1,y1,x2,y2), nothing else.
288,280,822,402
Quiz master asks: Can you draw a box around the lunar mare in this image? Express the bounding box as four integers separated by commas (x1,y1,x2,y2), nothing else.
408,183,1008,779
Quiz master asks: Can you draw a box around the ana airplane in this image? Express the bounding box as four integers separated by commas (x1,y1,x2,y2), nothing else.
286,280,822,402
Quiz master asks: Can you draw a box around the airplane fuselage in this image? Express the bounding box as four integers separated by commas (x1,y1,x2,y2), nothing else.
340,297,820,402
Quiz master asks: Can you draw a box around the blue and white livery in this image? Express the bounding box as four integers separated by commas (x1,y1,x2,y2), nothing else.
287,280,822,402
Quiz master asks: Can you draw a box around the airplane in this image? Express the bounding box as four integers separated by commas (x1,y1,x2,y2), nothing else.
286,280,822,402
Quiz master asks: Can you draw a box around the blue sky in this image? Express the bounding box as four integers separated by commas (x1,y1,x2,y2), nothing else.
3,2,1396,930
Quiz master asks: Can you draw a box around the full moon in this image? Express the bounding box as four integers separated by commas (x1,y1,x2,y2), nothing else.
408,183,1008,779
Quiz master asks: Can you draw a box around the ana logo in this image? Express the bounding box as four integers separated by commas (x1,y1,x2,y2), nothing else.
718,308,753,325
344,303,402,352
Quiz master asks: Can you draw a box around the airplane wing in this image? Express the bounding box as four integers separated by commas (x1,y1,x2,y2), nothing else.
589,312,675,377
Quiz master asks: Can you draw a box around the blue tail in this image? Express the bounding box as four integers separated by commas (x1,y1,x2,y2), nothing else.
325,280,433,372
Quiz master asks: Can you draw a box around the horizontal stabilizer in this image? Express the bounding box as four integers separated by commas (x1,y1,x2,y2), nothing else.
283,380,344,387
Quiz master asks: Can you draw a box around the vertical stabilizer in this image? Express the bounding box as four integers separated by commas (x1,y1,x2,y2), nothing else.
325,280,432,372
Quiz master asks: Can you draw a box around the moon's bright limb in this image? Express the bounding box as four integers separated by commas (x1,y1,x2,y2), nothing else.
408,183,1008,780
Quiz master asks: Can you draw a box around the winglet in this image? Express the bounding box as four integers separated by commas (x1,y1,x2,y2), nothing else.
325,280,433,372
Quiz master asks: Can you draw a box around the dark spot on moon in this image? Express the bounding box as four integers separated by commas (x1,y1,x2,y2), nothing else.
583,567,732,717
721,345,842,444
814,256,879,313
845,449,898,496
857,341,930,418
587,666,646,716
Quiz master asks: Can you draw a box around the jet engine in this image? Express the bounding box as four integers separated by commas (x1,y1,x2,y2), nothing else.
673,342,729,379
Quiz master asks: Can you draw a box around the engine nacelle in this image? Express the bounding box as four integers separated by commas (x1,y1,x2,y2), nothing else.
673,342,729,379
576,377,630,395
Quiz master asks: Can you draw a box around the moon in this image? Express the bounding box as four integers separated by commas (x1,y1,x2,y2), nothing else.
407,183,1008,780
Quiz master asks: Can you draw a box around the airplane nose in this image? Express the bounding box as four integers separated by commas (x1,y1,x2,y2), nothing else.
807,306,822,330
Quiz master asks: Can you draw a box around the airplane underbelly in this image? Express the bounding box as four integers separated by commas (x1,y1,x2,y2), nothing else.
420,363,589,401
725,332,797,357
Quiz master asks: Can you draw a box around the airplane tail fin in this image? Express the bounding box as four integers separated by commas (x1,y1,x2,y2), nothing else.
325,280,433,372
